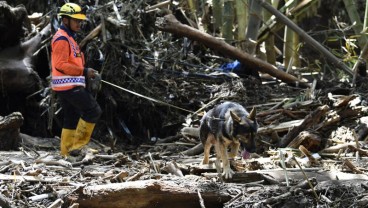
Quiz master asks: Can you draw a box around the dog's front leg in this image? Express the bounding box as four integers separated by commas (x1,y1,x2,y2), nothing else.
214,143,222,175
216,141,234,179
215,156,222,174
202,134,215,164
228,141,240,159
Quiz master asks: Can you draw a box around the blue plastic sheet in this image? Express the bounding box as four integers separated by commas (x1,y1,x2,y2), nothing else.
220,60,243,73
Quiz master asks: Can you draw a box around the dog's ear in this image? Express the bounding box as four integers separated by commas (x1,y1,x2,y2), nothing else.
230,111,242,123
247,107,256,121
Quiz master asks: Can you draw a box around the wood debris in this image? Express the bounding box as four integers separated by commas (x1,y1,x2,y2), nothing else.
1,0,368,208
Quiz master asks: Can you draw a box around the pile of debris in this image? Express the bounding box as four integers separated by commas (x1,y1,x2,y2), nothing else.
1,0,368,207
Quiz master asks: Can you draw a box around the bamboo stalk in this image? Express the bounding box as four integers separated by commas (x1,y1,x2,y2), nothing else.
284,24,294,68
364,0,368,31
235,0,248,50
264,0,277,65
343,0,368,48
222,0,235,43
212,0,223,34
187,0,197,14
187,0,199,27
352,43,368,86
293,32,301,67
246,0,262,54
256,0,353,77
284,0,300,69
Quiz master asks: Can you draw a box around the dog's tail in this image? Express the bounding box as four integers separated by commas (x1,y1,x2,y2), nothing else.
181,127,200,137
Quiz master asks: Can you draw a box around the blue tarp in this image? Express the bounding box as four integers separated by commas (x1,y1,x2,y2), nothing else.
219,60,243,73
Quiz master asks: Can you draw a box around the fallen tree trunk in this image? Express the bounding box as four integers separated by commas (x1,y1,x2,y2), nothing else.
71,170,368,208
72,179,234,208
155,14,310,88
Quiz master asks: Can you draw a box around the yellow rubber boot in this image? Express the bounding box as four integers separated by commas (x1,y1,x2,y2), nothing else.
60,128,75,156
71,118,96,151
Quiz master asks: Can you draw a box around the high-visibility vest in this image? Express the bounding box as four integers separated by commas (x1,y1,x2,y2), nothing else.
51,28,85,91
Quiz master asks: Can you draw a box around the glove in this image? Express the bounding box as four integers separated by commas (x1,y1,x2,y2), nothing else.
86,68,98,79
87,72,101,93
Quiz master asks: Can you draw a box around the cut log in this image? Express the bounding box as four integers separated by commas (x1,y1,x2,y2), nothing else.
155,14,310,87
71,180,234,208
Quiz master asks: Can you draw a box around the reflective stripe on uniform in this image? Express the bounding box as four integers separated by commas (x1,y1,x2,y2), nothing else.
52,75,86,88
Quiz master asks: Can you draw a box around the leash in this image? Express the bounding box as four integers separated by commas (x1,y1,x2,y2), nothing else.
101,80,195,114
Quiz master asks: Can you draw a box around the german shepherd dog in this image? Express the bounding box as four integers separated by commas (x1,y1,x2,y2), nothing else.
199,101,258,179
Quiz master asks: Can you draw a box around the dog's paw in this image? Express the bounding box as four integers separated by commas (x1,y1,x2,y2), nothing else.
222,167,234,179
201,158,210,164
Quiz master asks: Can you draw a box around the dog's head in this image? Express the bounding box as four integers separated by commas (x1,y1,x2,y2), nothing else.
230,107,258,158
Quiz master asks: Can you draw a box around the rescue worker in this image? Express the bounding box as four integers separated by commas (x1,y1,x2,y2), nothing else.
51,2,102,158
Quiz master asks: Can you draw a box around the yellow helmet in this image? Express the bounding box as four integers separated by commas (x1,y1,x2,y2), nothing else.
58,3,86,20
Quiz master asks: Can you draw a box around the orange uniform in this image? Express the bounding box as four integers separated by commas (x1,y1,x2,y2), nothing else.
54,2,102,158
51,25,86,91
